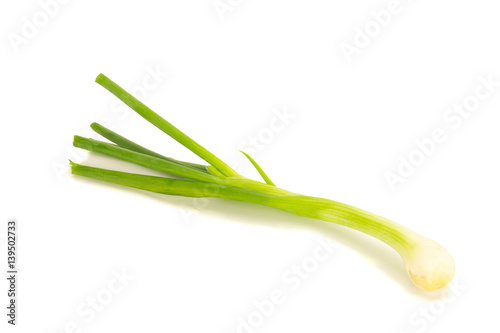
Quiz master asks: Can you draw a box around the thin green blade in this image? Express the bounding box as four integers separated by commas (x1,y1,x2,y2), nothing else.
73,135,222,184
95,74,237,177
239,150,275,186
90,122,208,173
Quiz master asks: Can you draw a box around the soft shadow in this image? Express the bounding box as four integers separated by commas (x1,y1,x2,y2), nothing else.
72,176,449,300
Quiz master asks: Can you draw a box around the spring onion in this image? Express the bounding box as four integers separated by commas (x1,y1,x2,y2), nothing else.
70,73,455,291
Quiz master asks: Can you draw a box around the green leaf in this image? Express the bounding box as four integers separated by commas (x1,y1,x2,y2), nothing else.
95,74,238,177
73,135,222,184
90,122,208,173
239,151,275,186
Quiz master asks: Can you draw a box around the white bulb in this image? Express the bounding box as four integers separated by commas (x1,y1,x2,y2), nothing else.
403,237,455,291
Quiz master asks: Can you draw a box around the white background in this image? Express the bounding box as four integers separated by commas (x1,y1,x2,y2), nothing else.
1,0,499,332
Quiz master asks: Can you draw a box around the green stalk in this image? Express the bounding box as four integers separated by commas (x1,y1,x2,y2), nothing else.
70,162,285,204
71,162,413,254
95,74,238,177
73,136,221,184
90,122,208,173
